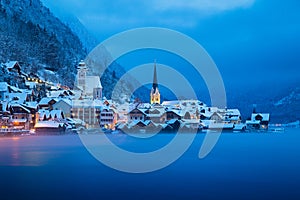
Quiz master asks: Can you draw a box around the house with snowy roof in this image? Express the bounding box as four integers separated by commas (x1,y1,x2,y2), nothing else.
3,61,21,75
224,109,242,124
166,109,183,121
145,105,166,123
52,99,72,118
8,104,32,130
246,113,270,130
34,121,65,135
99,105,117,129
38,97,58,110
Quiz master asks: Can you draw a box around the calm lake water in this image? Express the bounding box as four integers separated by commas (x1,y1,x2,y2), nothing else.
1,129,300,200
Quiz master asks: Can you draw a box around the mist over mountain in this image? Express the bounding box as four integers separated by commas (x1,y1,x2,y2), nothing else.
0,0,149,102
45,7,99,52
0,1,298,123
226,81,300,123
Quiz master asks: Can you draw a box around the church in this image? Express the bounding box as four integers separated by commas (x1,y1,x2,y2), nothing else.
75,60,103,100
150,62,161,104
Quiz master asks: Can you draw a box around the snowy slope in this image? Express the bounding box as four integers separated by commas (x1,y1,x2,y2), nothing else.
0,0,86,86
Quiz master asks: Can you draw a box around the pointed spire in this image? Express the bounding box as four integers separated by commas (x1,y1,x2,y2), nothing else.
152,60,158,92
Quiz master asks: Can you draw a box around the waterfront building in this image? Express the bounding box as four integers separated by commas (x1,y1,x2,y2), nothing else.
99,106,117,129
246,113,270,130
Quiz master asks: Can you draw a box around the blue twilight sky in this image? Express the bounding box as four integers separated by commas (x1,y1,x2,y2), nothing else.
42,0,300,92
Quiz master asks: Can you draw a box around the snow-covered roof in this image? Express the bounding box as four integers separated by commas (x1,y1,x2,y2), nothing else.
7,93,27,103
128,107,147,115
54,98,72,107
146,107,166,118
162,100,180,106
166,109,184,117
251,113,270,122
9,85,23,93
69,90,82,100
4,61,19,69
225,116,240,121
234,124,246,130
246,120,261,125
35,121,64,128
10,104,31,113
225,109,241,116
23,102,38,109
39,97,57,105
47,90,65,98
0,82,9,92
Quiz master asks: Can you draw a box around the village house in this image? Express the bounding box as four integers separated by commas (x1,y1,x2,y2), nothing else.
145,105,166,123
99,106,117,129
4,61,21,75
9,104,32,130
128,107,147,122
246,113,270,130
224,109,242,124
166,109,183,121
38,97,58,110
52,99,72,118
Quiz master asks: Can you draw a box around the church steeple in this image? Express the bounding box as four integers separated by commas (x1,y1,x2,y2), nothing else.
153,61,158,93
150,60,160,104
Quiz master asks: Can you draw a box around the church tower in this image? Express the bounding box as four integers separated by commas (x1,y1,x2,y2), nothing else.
76,60,88,97
150,61,160,104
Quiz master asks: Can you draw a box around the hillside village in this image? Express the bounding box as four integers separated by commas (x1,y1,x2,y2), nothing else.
0,60,272,135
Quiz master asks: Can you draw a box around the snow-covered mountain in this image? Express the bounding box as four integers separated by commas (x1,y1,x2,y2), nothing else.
0,0,148,102
226,82,300,123
0,0,86,85
46,9,99,52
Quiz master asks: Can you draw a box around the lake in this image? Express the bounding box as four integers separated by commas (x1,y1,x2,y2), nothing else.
1,129,300,200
